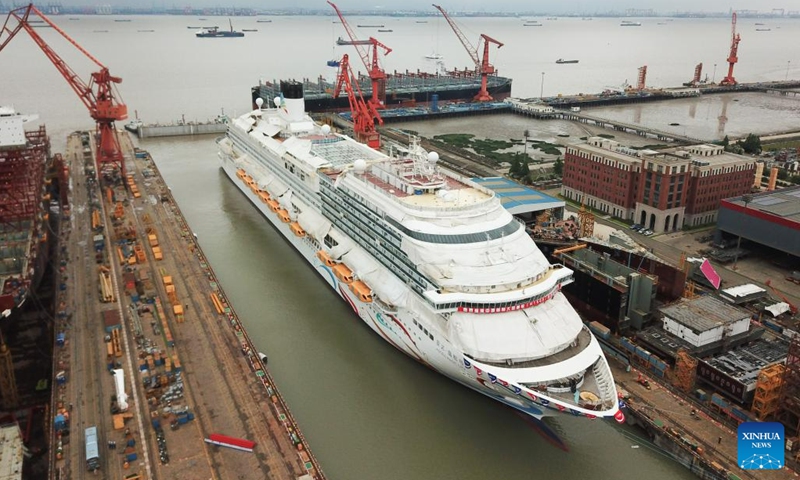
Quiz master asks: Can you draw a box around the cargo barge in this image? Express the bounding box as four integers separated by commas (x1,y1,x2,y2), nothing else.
252,69,512,112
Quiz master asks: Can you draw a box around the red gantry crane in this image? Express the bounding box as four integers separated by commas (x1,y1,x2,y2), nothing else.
334,54,383,149
432,4,503,102
719,11,741,86
328,1,392,109
0,4,128,177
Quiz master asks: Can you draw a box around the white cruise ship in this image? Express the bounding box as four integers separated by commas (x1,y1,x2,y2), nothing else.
217,81,623,424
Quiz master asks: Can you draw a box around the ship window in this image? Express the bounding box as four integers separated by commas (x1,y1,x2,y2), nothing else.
385,217,521,244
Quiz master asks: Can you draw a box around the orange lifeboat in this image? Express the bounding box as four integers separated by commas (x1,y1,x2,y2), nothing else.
349,280,373,303
266,199,280,212
277,209,291,223
236,169,246,179
316,250,337,267
290,222,306,237
332,263,354,284
257,191,271,203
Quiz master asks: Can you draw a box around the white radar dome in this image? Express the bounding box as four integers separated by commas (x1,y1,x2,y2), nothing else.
427,151,440,164
255,97,264,108
321,124,331,135
274,96,282,107
353,159,367,174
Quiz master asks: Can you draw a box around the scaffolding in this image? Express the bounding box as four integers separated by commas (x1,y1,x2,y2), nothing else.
577,203,594,238
753,364,785,421
779,336,800,435
673,348,698,393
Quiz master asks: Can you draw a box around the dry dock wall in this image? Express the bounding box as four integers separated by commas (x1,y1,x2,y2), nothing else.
137,123,228,138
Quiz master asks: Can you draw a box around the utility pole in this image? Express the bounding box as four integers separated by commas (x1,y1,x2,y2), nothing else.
540,71,545,99
732,193,752,270
713,63,717,83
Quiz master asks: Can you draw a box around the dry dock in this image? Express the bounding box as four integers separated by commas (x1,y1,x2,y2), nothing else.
51,129,323,480
612,362,793,480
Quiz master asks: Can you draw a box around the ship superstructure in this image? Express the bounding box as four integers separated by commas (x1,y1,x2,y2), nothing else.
218,82,622,423
0,107,50,313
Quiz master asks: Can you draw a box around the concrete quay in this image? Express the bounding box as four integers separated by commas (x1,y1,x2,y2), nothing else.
50,128,323,480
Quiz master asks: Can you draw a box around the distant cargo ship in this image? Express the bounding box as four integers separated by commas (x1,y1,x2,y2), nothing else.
556,58,578,64
252,70,512,112
196,20,244,38
620,21,642,26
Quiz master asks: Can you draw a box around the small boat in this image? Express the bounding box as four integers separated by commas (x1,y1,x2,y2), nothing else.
556,58,579,64
524,23,543,27
425,52,444,60
416,21,428,23
377,29,393,32
93,30,108,33
357,24,384,28
114,19,131,22
69,17,79,20
756,28,771,31
242,29,258,32
138,30,155,32
755,22,765,25
257,19,273,23
621,21,642,26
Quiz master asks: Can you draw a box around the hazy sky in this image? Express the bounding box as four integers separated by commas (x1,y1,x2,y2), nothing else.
54,1,800,13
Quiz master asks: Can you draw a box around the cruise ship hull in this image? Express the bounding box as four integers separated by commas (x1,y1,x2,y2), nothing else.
219,152,617,423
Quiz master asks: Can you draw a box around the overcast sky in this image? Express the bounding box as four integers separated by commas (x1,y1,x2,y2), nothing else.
53,1,800,13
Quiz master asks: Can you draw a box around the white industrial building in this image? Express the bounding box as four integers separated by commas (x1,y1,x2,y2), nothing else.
660,296,751,348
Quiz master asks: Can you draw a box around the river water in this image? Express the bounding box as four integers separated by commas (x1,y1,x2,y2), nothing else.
4,13,797,479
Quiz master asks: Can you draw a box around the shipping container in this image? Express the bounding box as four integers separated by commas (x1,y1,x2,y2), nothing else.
695,389,708,402
588,321,611,340
711,393,729,409
635,347,652,362
620,337,636,353
763,320,784,334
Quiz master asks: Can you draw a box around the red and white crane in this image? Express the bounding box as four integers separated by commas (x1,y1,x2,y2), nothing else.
333,54,383,149
0,3,128,177
432,4,503,102
719,12,741,86
328,1,391,109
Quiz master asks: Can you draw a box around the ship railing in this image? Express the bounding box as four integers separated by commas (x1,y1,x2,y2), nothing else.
357,176,496,214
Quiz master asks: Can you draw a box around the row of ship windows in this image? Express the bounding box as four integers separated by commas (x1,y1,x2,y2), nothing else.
412,318,435,342
232,134,317,209
432,280,567,312
326,186,405,248
385,216,521,245
324,204,428,293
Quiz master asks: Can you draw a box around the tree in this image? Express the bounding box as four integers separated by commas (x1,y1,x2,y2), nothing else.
523,129,530,156
722,135,730,147
739,133,762,155
521,158,531,180
553,157,564,176
509,157,522,178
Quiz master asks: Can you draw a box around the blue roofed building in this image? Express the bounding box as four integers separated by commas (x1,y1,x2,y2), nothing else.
471,177,564,222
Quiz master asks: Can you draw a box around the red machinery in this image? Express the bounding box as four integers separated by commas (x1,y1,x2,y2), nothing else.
691,63,703,85
719,12,741,86
636,65,647,91
1,4,128,177
328,1,392,109
333,54,382,149
433,4,503,102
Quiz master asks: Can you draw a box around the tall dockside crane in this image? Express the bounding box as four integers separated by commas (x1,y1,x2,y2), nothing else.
328,1,392,109
333,54,383,149
0,4,128,177
719,12,741,86
433,4,503,102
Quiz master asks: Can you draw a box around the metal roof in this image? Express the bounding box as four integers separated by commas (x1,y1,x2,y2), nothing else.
660,295,751,333
470,177,564,215
0,424,23,480
725,186,800,226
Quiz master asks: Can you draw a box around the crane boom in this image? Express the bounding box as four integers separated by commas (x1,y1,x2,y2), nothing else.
432,3,503,102
0,3,128,176
327,1,391,108
720,11,741,86
432,4,479,66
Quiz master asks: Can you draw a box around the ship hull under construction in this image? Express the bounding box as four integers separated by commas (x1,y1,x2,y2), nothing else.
252,72,512,112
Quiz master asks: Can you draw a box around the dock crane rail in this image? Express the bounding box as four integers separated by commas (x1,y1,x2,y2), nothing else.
0,3,128,177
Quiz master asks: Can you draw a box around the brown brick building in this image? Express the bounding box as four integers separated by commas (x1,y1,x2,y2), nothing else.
561,138,755,233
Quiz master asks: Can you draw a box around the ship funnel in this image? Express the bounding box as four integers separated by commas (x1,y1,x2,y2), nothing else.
280,80,305,122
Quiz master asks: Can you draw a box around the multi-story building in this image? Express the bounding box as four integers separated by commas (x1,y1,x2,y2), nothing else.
561,137,755,233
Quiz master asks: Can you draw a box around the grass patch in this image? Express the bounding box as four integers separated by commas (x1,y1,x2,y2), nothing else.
400,129,419,136
579,136,588,140
598,133,615,139
433,133,474,149
528,140,563,156
763,140,800,152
